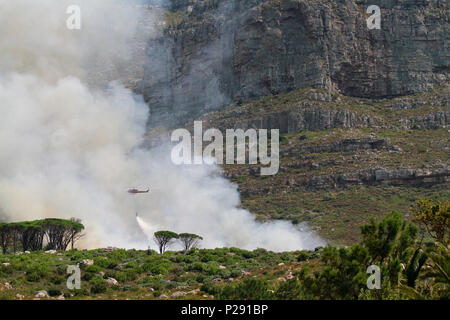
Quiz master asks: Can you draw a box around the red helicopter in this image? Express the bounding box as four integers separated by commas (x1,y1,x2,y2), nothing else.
127,188,150,194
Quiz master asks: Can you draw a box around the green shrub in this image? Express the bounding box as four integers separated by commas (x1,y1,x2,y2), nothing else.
190,262,207,272
175,255,195,264
242,251,257,259
50,276,64,285
114,272,128,283
107,249,130,261
187,279,198,286
220,270,232,279
103,271,116,279
94,257,110,268
200,282,221,296
221,279,274,300
297,251,310,262
254,248,268,256
200,253,217,262
26,272,42,282
90,277,107,294
85,265,103,273
164,281,178,290
141,257,172,275
195,275,205,283
48,288,62,297
25,264,49,282
73,288,89,296
82,272,94,281
275,279,302,300
125,261,138,269
148,279,164,291
229,268,242,278
0,264,13,275
279,252,295,262
205,262,220,276
125,269,138,281
139,276,153,284
56,265,67,275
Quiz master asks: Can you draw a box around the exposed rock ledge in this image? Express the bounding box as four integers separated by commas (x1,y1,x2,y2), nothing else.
239,165,449,195
282,138,391,155
205,107,381,134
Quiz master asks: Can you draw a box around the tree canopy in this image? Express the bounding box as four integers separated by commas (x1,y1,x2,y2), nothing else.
178,233,203,253
153,231,179,254
0,218,84,254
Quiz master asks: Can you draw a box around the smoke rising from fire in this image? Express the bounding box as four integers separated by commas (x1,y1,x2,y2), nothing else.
0,0,324,251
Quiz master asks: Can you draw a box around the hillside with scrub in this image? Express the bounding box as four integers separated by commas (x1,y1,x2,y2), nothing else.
183,85,450,246
0,200,448,300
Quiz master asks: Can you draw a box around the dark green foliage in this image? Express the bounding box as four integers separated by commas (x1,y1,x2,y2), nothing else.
299,245,370,299
25,264,50,282
279,252,295,262
297,251,310,262
94,257,110,268
25,272,42,282
361,211,417,264
205,262,220,276
188,261,207,273
84,265,104,273
90,276,107,294
141,256,172,275
106,249,130,260
200,282,222,296
178,233,203,253
48,288,62,297
295,211,425,299
404,248,428,288
50,275,64,285
175,254,195,264
220,279,274,300
73,288,90,296
242,251,257,259
275,279,303,300
82,272,94,281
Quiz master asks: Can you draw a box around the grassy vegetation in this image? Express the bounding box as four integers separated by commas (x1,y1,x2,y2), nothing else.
226,126,448,246
164,11,188,28
0,201,447,300
212,95,448,247
0,246,319,300
202,85,449,127
241,184,450,245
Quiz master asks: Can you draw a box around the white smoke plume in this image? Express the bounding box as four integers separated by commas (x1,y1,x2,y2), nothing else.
0,0,325,251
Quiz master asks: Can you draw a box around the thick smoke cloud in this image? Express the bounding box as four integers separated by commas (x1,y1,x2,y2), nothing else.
0,0,325,251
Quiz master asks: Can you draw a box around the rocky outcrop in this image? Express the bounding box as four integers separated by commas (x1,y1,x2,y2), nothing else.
203,105,381,134
35,290,49,299
282,138,390,155
142,0,450,127
408,111,450,129
79,259,94,266
238,164,449,196
237,108,378,133
287,165,449,192
106,278,119,286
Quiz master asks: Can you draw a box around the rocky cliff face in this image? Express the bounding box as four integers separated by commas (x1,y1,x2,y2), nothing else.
142,0,449,127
